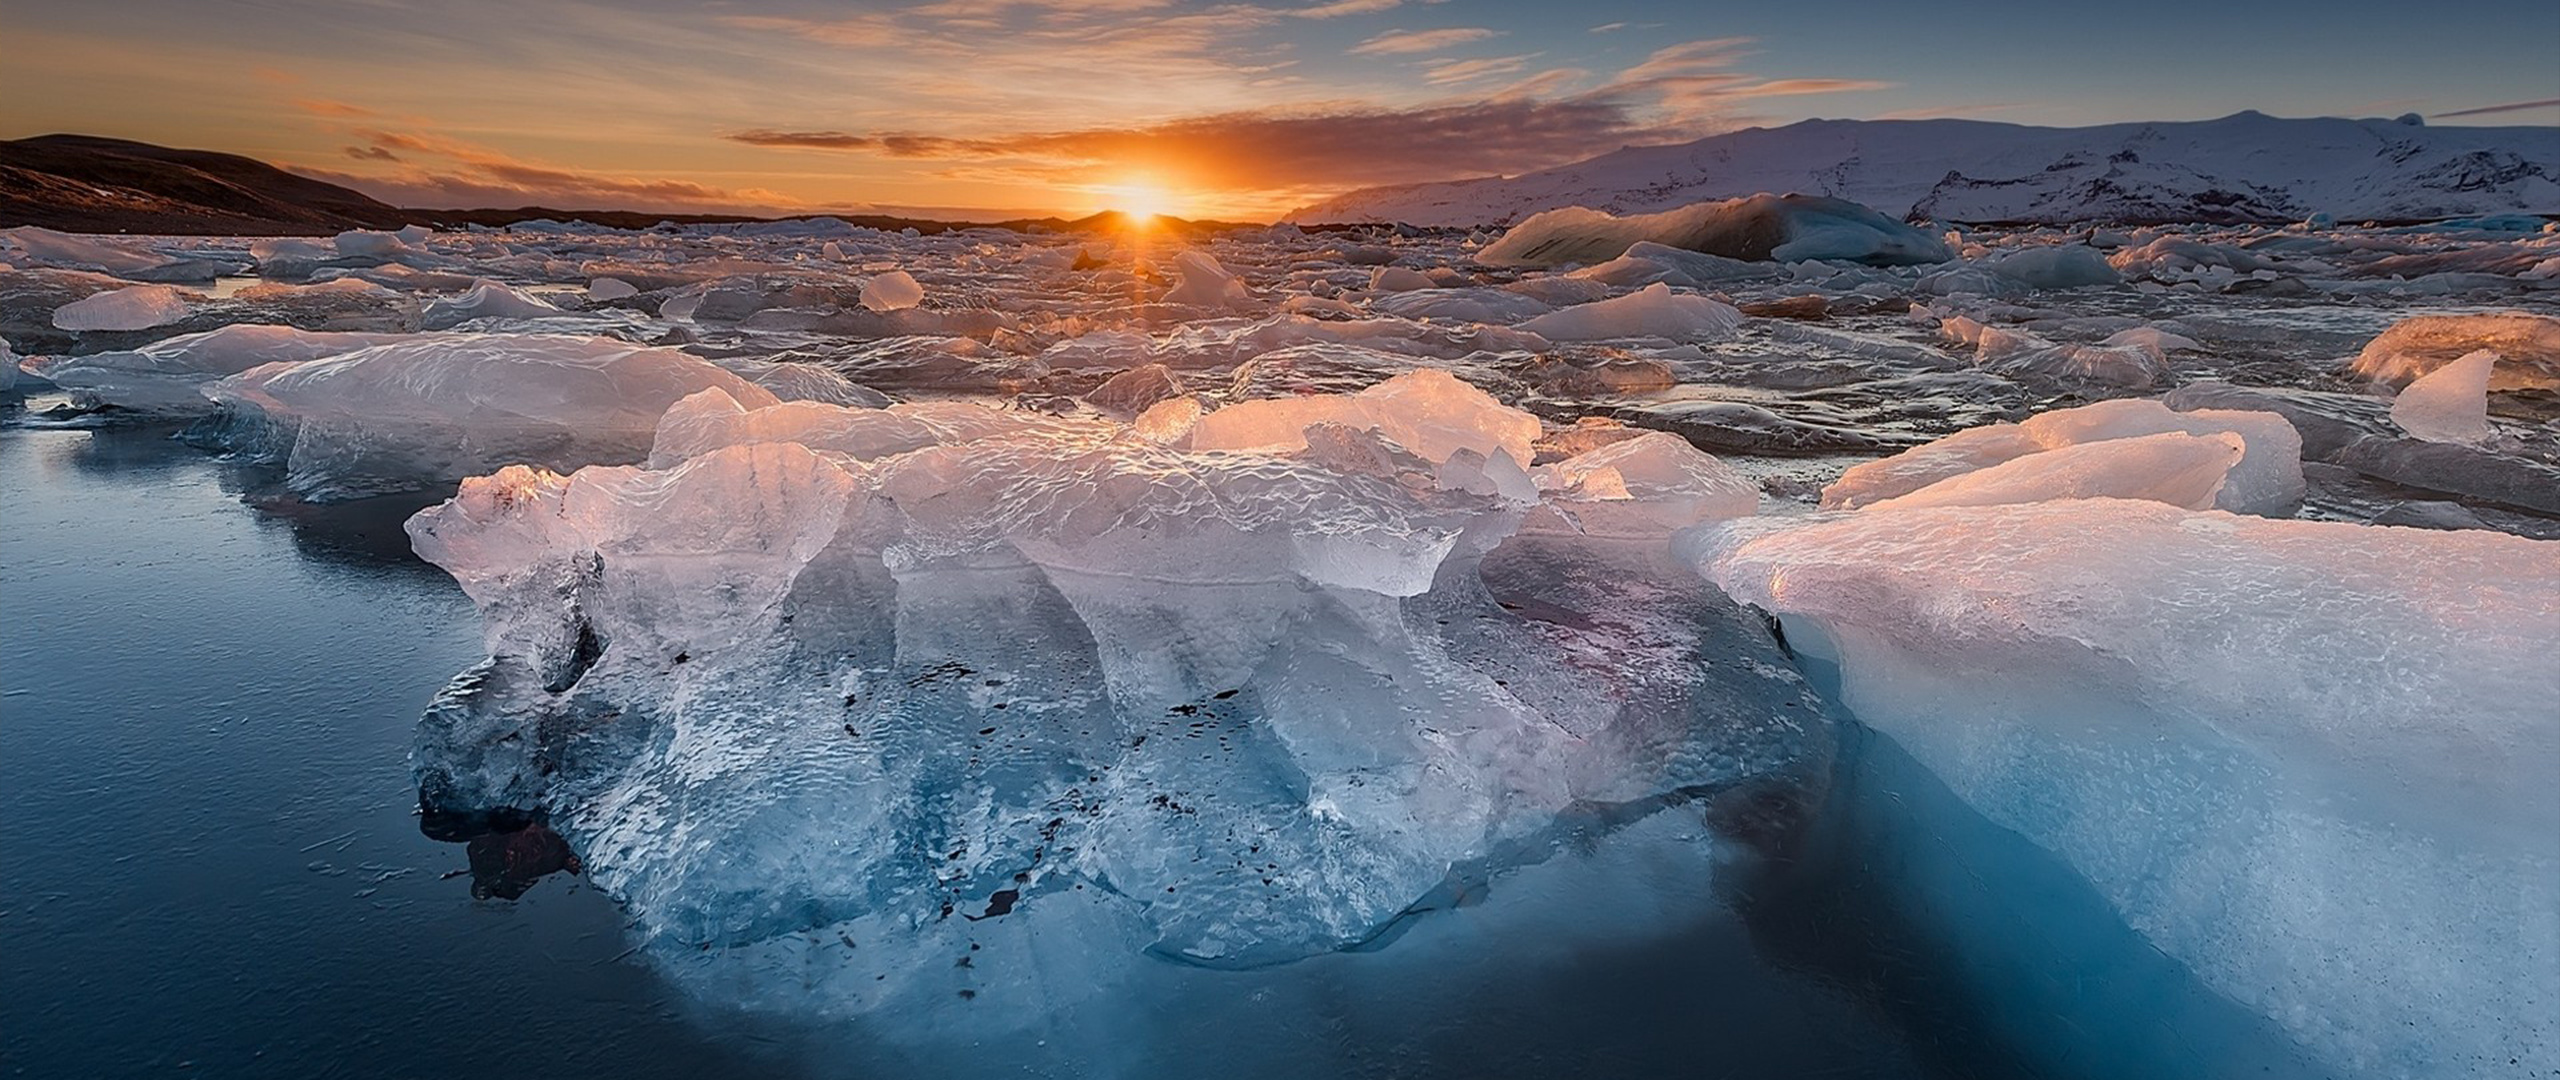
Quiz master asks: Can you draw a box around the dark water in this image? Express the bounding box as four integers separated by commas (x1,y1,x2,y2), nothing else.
0,425,788,1079
1,423,2317,1080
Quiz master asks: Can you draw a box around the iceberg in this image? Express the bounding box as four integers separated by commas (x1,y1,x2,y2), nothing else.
1691,500,2560,1079
421,281,567,330
25,324,409,415
1479,194,1952,269
2389,348,2495,445
1512,283,1741,342
859,269,924,312
1823,398,2304,516
404,370,1826,1025
1161,250,1252,308
199,333,778,500
2350,312,2560,390
1862,430,2246,512
51,284,190,331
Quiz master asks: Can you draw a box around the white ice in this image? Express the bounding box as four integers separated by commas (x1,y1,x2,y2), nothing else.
50,284,191,331
2390,348,2497,445
1824,398,2304,515
1691,500,2560,1078
1479,193,1952,268
1513,282,1741,342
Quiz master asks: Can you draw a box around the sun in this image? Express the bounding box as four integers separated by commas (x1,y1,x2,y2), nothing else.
1097,178,1175,224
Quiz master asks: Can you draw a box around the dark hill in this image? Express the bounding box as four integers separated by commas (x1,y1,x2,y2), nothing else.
1,134,414,234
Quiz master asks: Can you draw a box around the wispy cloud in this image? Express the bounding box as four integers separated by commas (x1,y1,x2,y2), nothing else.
1288,0,1402,17
1348,27,1497,55
1421,54,1538,85
304,128,797,212
2435,98,2560,118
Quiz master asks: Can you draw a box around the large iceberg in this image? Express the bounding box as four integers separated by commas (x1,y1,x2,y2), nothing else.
1479,194,1952,269
1692,499,2560,1078
404,370,1831,1024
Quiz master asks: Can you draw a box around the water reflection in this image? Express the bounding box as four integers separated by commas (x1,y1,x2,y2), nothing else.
420,807,585,901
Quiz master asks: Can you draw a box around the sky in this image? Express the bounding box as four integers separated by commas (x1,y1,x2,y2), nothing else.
6,0,2557,221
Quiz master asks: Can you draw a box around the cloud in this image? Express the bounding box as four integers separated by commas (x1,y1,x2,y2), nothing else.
718,34,1894,212
1421,54,1537,86
309,128,798,213
1587,22,1627,33
294,99,375,118
1288,0,1401,16
1348,27,1496,55
2434,98,2560,118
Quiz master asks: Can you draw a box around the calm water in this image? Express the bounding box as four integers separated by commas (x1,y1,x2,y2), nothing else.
0,425,788,1079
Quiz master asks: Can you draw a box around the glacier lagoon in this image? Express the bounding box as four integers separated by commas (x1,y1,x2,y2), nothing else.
3,213,2556,1079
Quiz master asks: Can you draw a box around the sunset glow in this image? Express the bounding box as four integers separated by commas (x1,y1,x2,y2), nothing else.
4,0,2552,221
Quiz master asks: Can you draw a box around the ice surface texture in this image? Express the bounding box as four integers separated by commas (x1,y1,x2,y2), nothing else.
2351,311,2560,391
406,370,1827,1016
1693,501,2560,1078
1823,397,2305,515
201,333,778,501
51,284,191,331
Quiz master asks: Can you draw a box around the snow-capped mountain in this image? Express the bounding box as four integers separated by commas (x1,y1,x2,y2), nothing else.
1288,111,2560,227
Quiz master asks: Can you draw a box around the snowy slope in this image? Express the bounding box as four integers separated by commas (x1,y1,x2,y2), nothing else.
1289,112,2560,227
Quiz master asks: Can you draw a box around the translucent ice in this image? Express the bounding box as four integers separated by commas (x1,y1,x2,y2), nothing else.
2389,349,2495,445
405,372,1832,1024
859,269,923,312
1162,250,1252,308
1864,430,2245,512
25,324,409,415
51,284,190,331
1185,368,1541,467
201,333,778,500
1513,283,1742,342
1692,500,2560,1078
421,281,564,330
1824,398,2304,515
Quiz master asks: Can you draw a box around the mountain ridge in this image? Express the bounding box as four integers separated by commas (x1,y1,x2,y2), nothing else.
1287,111,2560,227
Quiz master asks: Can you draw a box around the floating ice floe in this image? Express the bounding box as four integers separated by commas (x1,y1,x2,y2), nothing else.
50,283,192,331
405,368,1817,1025
421,280,568,330
2350,311,2560,390
24,324,411,415
1513,282,1742,342
2389,349,2496,445
1691,499,2560,1079
1823,397,2304,515
859,269,924,312
198,333,777,500
1479,194,1952,268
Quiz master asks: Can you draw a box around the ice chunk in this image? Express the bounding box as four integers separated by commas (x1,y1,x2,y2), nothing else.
1187,368,1541,466
2389,348,2495,445
422,281,564,330
1525,430,1758,537
1480,194,1951,268
1692,500,2560,1079
2351,312,2560,390
2,226,239,281
1981,245,2121,289
1513,283,1741,342
1940,315,2167,388
1086,363,1184,417
587,277,639,301
200,333,779,500
51,284,190,331
333,229,423,259
1162,250,1251,307
1824,398,2303,516
24,324,409,415
1865,431,2244,512
859,269,923,312
406,373,1836,1019
1368,266,1434,292
647,388,1098,468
